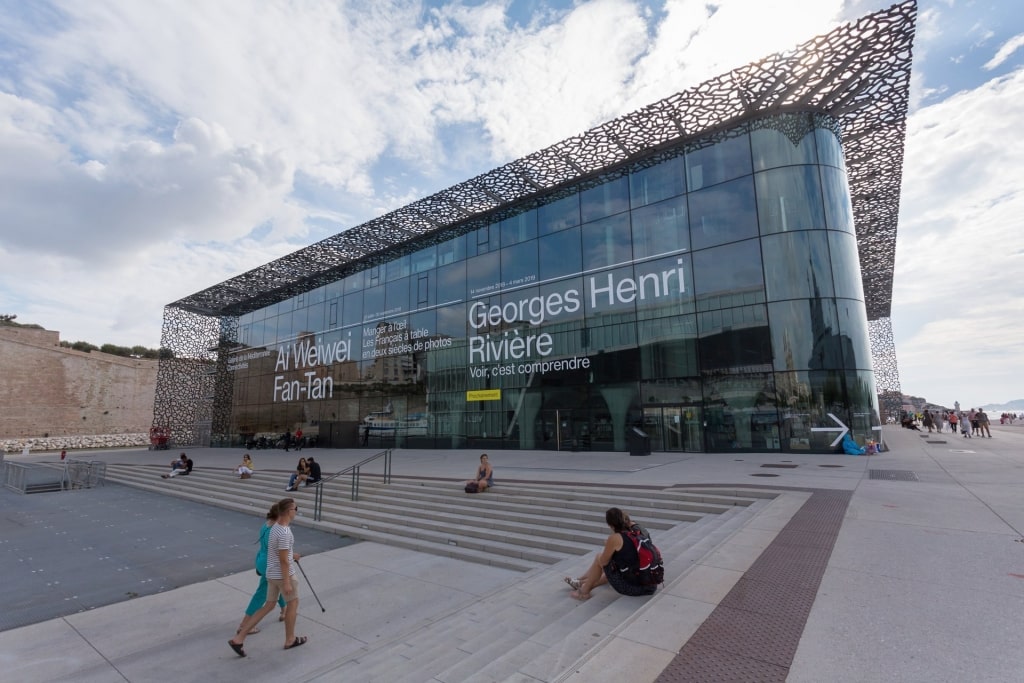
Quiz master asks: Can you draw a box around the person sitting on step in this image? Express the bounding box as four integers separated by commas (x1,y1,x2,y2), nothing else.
285,457,309,491
162,453,193,478
236,453,255,478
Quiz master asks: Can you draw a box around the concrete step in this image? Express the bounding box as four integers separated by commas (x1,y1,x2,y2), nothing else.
103,464,767,579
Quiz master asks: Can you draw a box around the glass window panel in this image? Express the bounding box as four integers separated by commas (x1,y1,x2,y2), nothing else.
436,260,467,304
385,276,409,314
762,231,834,301
631,195,689,259
768,299,843,372
538,193,581,234
751,121,817,171
412,272,433,308
630,155,686,208
701,371,777,452
689,176,758,250
638,316,699,379
325,279,344,299
437,234,466,265
501,240,538,289
362,284,386,322
305,302,325,332
344,270,364,294
580,175,629,222
828,231,865,300
815,127,846,170
341,292,362,328
686,132,752,191
411,245,437,273
471,224,499,256
692,239,764,311
500,210,537,246
820,166,855,233
435,302,467,339
539,226,582,281
633,252,694,319
698,304,771,370
386,255,410,281
466,251,501,298
774,369,851,451
585,264,638,321
755,166,826,234
538,276,585,327
835,299,873,370
307,286,325,305
581,214,632,270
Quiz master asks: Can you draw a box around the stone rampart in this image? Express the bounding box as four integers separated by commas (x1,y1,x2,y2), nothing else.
0,326,158,439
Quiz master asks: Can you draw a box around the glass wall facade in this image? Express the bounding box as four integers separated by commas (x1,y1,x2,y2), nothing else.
225,112,881,453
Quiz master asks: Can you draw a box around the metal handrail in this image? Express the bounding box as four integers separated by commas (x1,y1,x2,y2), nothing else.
313,449,391,521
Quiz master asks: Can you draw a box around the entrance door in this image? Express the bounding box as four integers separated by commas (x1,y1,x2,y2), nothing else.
645,406,704,452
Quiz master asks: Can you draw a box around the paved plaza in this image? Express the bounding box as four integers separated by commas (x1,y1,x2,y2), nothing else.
2,423,1024,681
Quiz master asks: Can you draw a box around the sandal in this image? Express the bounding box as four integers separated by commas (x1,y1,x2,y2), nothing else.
235,625,260,635
569,590,591,601
284,635,308,649
563,576,582,591
279,612,286,622
228,640,246,657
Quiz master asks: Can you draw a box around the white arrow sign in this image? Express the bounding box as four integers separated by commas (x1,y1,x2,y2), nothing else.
811,412,850,447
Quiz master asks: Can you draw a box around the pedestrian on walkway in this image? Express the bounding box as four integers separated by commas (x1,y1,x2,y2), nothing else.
229,498,308,656
235,503,287,636
949,411,959,435
960,412,972,438
977,409,992,438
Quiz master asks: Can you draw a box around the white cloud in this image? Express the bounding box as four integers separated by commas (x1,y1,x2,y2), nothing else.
984,32,1024,70
892,67,1024,406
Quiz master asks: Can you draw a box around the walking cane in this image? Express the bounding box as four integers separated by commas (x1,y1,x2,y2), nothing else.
296,560,326,613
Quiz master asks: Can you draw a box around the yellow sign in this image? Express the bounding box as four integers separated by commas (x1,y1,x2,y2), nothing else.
466,389,501,402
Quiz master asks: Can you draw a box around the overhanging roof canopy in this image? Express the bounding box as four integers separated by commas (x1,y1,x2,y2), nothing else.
170,0,915,321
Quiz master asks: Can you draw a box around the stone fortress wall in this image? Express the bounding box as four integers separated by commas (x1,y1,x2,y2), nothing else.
0,326,157,452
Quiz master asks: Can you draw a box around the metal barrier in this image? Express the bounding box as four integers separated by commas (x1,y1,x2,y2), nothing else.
312,449,392,522
61,459,107,490
4,461,63,493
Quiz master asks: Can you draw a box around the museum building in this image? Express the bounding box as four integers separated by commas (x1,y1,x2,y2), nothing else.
154,1,916,454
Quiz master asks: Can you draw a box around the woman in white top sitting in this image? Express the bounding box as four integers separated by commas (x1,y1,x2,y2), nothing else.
236,453,255,478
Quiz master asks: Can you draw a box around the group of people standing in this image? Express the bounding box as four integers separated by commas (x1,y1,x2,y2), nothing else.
903,408,992,438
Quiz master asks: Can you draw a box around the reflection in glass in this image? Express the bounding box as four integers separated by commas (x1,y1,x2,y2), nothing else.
686,131,752,190
437,234,466,265
701,372,777,452
581,175,630,222
768,299,843,372
762,231,834,301
411,245,437,273
751,118,817,171
828,231,865,301
835,300,872,370
698,305,771,370
582,214,632,270
362,284,386,321
539,227,582,281
755,166,825,234
689,176,758,250
342,292,362,328
466,251,501,297
638,316,698,379
538,193,580,234
692,239,764,311
820,166,855,233
501,240,538,288
815,127,846,170
436,260,466,304
633,252,694,320
500,210,537,246
630,155,686,208
386,255,410,282
631,195,688,259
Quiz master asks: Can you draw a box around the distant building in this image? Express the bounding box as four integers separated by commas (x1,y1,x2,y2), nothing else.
155,1,916,453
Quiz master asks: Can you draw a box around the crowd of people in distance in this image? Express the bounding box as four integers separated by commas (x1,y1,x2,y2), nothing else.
900,408,992,438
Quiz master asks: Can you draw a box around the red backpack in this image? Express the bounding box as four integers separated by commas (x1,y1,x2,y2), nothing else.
625,524,665,587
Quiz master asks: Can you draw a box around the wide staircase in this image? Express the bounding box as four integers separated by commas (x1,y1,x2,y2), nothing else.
103,462,784,681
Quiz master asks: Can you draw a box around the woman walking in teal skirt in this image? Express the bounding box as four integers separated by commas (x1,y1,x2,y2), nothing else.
236,503,287,635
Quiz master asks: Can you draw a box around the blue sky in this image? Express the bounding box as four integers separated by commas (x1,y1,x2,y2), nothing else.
0,0,1022,408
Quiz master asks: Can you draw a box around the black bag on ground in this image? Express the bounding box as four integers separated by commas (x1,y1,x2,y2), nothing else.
464,481,479,493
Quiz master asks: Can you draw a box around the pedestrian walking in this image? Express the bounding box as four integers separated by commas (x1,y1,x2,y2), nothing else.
234,503,287,637
229,498,308,656
977,409,992,438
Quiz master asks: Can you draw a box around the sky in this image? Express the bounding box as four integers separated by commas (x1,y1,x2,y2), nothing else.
0,0,1021,409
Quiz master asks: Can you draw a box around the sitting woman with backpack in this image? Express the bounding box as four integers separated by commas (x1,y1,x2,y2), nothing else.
563,507,658,600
